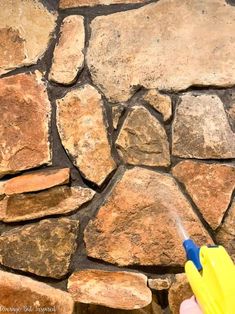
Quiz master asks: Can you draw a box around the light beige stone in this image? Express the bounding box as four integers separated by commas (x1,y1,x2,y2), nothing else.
49,15,85,85
87,0,235,102
116,106,170,167
112,104,125,129
60,0,146,8
172,93,235,159
0,0,57,75
144,90,172,121
148,275,174,291
57,84,116,185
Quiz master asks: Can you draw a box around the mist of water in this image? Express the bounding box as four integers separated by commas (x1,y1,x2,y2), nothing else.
169,209,190,241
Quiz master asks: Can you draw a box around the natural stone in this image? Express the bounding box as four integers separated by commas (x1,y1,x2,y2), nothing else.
116,106,170,167
0,72,51,178
68,269,152,310
148,275,174,291
60,0,146,8
172,93,235,159
168,274,192,314
216,200,235,262
87,0,235,102
3,168,70,195
0,186,94,222
173,161,235,229
49,15,85,85
0,0,56,75
0,270,74,313
0,218,79,278
84,167,211,267
112,104,125,129
57,84,116,186
144,90,172,121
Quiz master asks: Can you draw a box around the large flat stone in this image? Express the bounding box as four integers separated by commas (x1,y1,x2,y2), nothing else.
84,167,211,267
0,218,79,278
60,0,146,8
57,84,116,185
172,93,235,159
0,72,51,178
68,269,152,310
116,106,170,167
0,270,74,313
0,186,94,222
172,161,235,230
87,0,235,102
49,15,85,85
0,0,56,75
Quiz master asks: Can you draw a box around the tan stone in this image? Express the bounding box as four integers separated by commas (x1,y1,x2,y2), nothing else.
148,275,174,291
49,15,85,85
116,106,170,167
216,200,235,262
0,0,56,75
0,185,94,222
68,269,151,310
60,0,146,8
57,84,116,185
84,167,212,267
112,104,125,129
172,93,235,159
0,218,79,278
0,72,51,178
87,0,235,102
0,270,74,314
3,168,70,195
144,90,172,121
168,274,192,314
172,161,235,230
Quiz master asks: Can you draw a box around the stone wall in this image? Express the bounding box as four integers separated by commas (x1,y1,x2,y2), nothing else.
0,0,235,313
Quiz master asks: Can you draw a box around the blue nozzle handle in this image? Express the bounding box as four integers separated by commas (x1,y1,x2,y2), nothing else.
183,239,202,271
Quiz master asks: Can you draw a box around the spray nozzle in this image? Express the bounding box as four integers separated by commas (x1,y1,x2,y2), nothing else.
183,239,202,271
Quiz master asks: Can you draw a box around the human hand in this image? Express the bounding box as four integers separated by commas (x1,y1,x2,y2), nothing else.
180,296,202,314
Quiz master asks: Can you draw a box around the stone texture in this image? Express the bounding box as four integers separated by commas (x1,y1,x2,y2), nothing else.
0,72,51,178
168,274,192,314
60,0,146,8
49,15,85,85
0,186,94,222
144,90,172,121
68,269,151,310
87,0,235,102
57,84,116,185
0,0,56,75
112,104,125,129
216,200,235,262
116,106,170,167
3,168,70,195
172,93,235,159
84,167,211,267
172,161,235,229
148,275,174,291
0,270,74,314
0,218,79,278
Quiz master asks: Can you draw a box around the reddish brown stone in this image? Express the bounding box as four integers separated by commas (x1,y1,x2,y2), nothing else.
0,72,51,178
68,269,152,310
60,0,146,8
84,167,212,267
0,270,74,314
172,161,235,229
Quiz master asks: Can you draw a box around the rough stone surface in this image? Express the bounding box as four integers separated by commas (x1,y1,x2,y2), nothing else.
112,104,125,129
0,72,51,178
57,84,116,185
148,275,174,291
144,90,172,121
60,0,146,8
216,200,235,262
0,270,74,313
172,161,235,229
0,0,57,75
68,269,152,310
49,15,85,85
87,0,235,102
0,186,94,222
172,93,235,159
0,218,79,278
168,274,192,314
3,168,70,195
116,106,170,167
84,167,211,267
